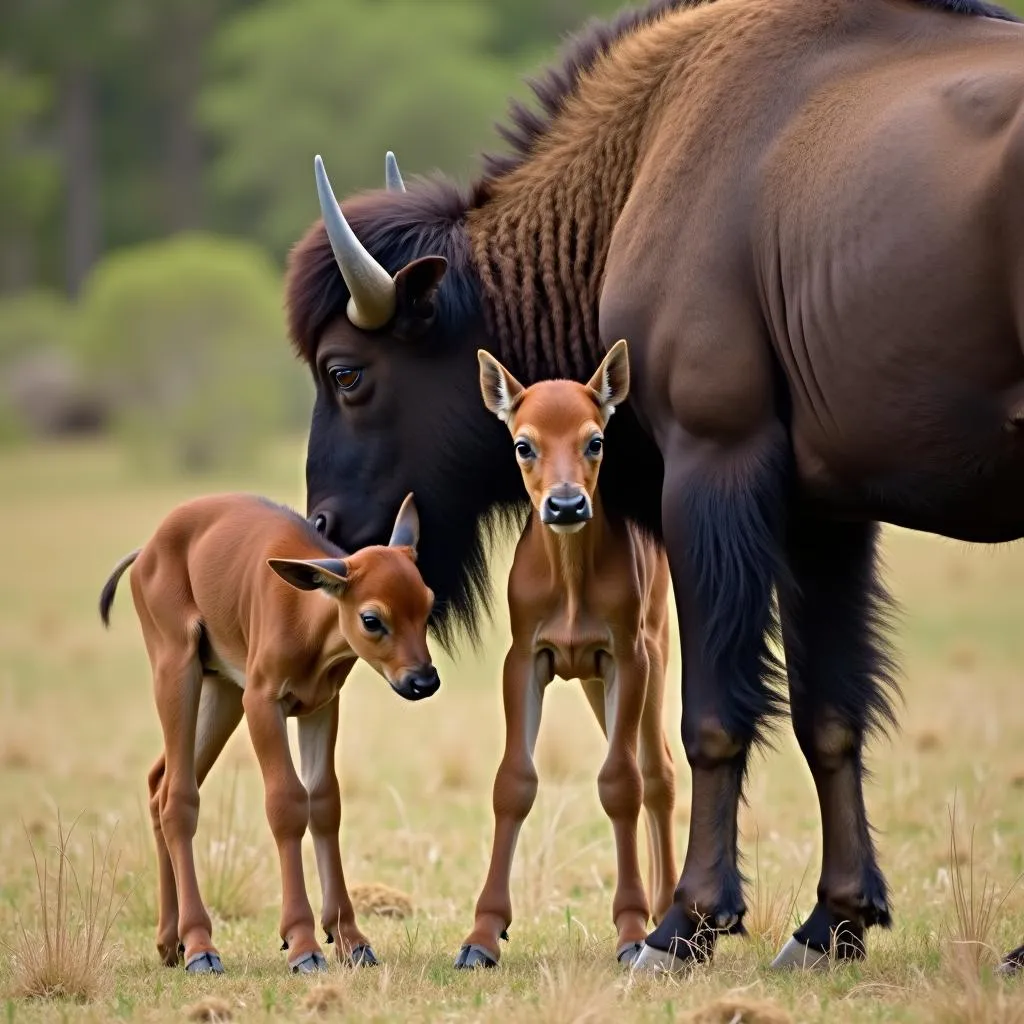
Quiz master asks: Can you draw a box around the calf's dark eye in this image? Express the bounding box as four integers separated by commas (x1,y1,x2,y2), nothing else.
330,367,362,392
515,441,534,460
587,437,604,456
360,613,384,634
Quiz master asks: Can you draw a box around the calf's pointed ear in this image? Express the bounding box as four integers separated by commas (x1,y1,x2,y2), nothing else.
268,557,348,596
478,350,524,424
388,493,420,556
586,338,630,422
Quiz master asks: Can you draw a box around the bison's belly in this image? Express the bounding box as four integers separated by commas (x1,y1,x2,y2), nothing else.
792,387,1024,543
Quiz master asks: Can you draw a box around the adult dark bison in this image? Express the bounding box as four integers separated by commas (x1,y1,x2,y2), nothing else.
286,0,1024,972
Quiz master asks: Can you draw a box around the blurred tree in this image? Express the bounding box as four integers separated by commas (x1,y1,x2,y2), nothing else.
0,65,59,293
78,234,310,472
0,0,124,295
201,0,519,260
486,0,626,58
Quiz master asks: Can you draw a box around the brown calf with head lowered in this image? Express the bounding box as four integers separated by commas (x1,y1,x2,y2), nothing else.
99,493,438,974
455,339,677,969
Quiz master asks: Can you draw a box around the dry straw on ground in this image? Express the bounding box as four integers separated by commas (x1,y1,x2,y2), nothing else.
348,882,414,919
302,983,348,1016
680,993,794,1024
183,996,234,1023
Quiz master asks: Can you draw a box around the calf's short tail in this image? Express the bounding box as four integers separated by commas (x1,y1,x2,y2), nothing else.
99,549,141,627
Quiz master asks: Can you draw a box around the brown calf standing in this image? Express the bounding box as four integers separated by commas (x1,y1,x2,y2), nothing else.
99,493,438,974
455,340,677,969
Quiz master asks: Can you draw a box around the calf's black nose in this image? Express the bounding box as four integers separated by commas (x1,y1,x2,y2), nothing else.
542,492,590,525
393,665,441,702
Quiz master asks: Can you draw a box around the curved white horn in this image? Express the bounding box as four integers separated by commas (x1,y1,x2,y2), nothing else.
385,151,406,193
314,154,396,330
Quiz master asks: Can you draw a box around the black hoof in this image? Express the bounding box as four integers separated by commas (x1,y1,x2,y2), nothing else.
642,904,717,967
185,951,224,975
454,944,499,969
346,944,378,967
998,944,1024,976
792,902,867,962
616,941,643,966
289,950,329,974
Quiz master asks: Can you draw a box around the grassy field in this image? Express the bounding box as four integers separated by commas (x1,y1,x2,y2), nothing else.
2,438,1024,1023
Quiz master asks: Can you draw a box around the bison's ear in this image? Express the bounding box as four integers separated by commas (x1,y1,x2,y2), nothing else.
268,557,348,597
388,493,420,556
586,339,630,422
478,350,524,424
392,256,448,337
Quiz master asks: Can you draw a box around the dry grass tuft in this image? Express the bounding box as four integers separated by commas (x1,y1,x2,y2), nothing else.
301,983,347,1016
942,803,1012,979
680,993,793,1024
947,645,978,672
929,977,1024,1024
184,996,233,1022
745,838,804,955
3,815,126,1002
914,729,944,752
348,882,414,919
527,959,619,1024
0,735,36,770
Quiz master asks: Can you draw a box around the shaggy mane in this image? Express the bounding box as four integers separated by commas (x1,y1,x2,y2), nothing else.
287,0,1021,362
480,0,1019,183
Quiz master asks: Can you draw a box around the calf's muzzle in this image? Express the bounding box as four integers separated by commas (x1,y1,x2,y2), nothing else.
391,664,441,702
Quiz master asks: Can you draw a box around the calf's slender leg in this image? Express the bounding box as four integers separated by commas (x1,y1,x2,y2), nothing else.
455,649,550,969
244,677,324,973
772,515,894,968
636,425,789,972
297,699,375,966
153,647,224,972
638,612,677,924
598,654,651,964
149,676,243,966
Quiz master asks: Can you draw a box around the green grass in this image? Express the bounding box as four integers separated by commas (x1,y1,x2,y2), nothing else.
1,437,1024,1021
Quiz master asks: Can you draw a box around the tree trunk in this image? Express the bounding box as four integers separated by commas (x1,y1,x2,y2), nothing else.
61,64,100,296
164,5,207,232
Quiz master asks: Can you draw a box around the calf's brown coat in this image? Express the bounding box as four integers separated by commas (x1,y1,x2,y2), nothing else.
456,341,677,968
100,493,436,973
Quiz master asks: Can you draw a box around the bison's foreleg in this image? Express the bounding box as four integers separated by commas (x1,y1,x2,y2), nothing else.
773,514,893,969
636,424,789,972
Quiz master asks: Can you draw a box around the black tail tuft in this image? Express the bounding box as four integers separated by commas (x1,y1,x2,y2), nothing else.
99,549,141,627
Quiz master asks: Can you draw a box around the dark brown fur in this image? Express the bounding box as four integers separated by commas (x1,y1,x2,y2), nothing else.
286,0,1024,973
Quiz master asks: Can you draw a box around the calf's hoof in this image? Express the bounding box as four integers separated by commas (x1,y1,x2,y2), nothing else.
185,951,224,975
346,944,378,967
158,942,181,968
290,950,329,974
454,944,498,970
616,941,644,967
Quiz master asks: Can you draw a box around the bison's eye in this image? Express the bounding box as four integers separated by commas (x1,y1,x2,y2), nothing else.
586,436,603,457
360,612,385,635
330,367,362,392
